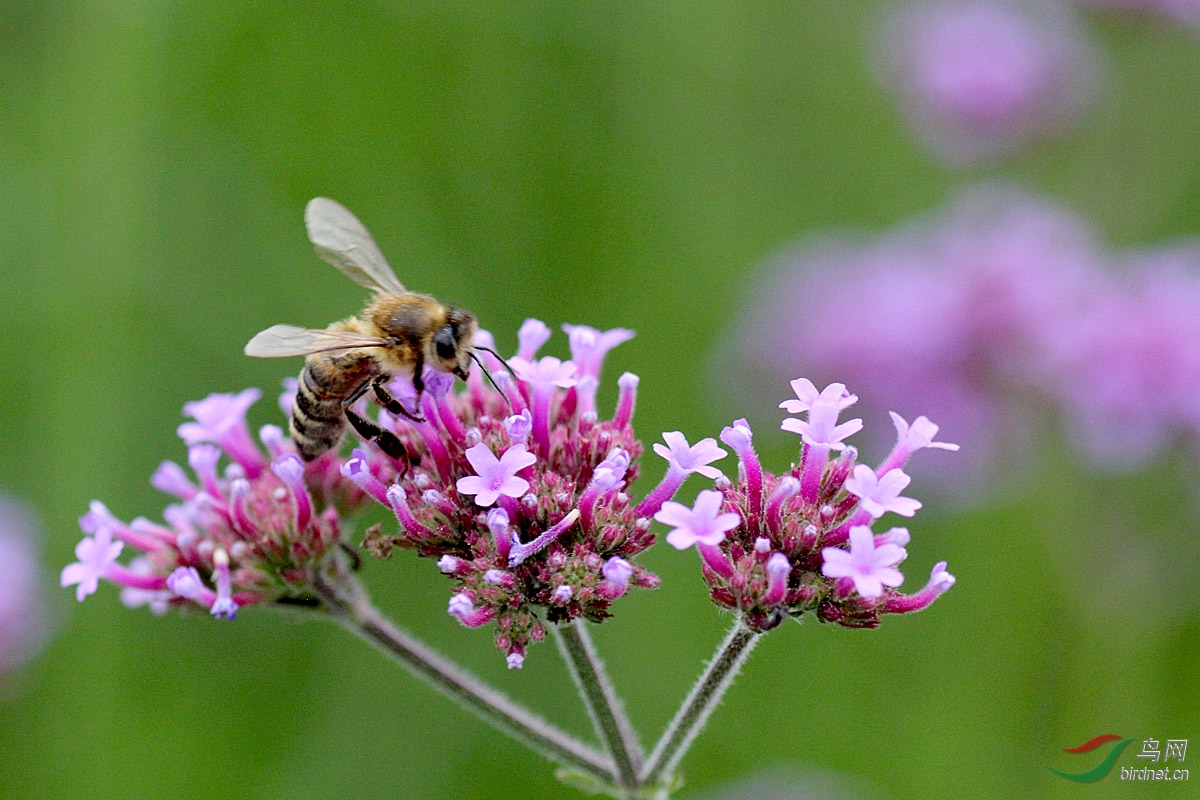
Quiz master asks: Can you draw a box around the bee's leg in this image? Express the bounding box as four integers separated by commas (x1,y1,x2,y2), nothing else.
409,351,428,412
343,380,408,461
344,404,408,461
371,378,425,424
343,376,374,406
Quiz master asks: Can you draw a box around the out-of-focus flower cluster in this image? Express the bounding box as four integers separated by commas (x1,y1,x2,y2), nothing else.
876,0,1200,168
728,183,1200,487
660,380,956,632
876,0,1101,166
63,321,734,669
0,495,49,674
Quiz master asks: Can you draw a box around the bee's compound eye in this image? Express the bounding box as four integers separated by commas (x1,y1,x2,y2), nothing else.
434,328,457,361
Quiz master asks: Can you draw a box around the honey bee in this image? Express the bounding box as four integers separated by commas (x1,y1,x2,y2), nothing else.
245,197,505,461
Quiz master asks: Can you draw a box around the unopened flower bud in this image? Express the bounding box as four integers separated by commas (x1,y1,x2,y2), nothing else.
762,552,791,606
602,557,634,592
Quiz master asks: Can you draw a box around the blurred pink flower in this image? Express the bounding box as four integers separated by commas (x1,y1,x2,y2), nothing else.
726,183,1200,492
0,495,49,673
876,0,1101,165
731,184,1099,487
1045,242,1200,467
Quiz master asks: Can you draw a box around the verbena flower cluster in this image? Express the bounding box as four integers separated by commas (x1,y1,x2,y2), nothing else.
60,386,354,620
729,183,1200,489
660,380,956,631
60,320,749,669
346,319,668,668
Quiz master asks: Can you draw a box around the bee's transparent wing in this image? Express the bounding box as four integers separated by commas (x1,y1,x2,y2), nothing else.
244,324,386,357
305,197,406,295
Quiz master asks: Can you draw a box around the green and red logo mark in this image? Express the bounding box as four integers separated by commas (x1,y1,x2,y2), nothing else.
1050,734,1134,783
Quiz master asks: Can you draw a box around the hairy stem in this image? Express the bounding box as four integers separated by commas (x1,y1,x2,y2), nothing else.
641,618,761,787
553,619,644,792
312,570,616,786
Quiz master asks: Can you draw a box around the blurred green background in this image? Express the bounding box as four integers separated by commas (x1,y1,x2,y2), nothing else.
2,2,1198,798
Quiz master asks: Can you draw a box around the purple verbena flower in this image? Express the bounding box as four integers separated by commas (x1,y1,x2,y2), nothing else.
504,409,533,444
509,355,579,457
61,526,124,602
209,549,238,620
655,491,741,550
447,592,495,627
821,526,906,599
844,465,923,519
883,560,958,614
877,412,961,475
516,318,552,361
510,355,578,388
653,432,727,478
166,567,215,605
780,382,863,450
563,323,635,380
178,389,268,479
456,443,537,507
601,557,634,595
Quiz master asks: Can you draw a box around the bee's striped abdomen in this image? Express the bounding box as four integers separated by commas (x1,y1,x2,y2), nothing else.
290,352,376,460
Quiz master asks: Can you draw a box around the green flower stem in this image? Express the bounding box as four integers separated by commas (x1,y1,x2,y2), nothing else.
312,571,616,786
640,618,761,788
553,619,644,792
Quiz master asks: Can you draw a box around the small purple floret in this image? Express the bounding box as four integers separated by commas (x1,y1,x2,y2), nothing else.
60,528,124,602
457,443,537,507
655,490,740,550
844,465,922,519
821,526,906,599
516,318,552,361
563,323,635,379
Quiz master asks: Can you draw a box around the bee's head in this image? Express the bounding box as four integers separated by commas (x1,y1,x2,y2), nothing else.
432,307,477,381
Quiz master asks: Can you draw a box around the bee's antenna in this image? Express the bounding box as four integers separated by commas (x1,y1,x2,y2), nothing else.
471,348,514,410
478,346,516,376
